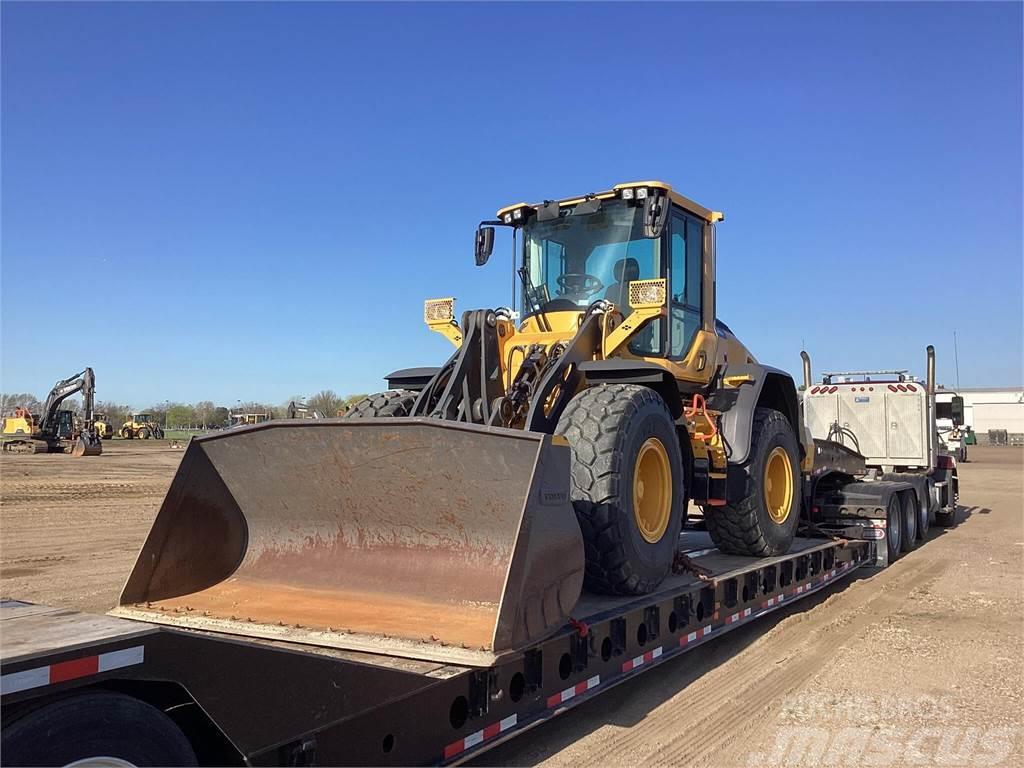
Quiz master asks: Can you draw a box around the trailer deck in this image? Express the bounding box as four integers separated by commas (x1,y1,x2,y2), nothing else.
2,532,871,766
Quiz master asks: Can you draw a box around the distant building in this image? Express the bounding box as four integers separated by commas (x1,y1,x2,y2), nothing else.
938,387,1024,441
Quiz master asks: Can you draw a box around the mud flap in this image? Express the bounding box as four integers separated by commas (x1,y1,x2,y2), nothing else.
115,419,584,665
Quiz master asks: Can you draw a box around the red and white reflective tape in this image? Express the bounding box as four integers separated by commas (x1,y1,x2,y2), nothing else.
725,607,752,625
545,674,600,708
621,645,663,673
443,714,517,760
762,593,786,609
679,625,713,647
1,645,144,695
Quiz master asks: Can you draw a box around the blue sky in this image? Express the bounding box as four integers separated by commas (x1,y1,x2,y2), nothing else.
2,2,1021,407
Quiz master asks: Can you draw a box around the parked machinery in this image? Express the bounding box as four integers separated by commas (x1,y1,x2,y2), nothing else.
1,369,102,456
120,414,165,440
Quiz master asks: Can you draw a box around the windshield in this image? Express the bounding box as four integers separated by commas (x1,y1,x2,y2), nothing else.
522,199,661,315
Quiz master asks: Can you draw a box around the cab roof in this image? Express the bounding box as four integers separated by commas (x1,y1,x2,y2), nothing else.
496,181,723,224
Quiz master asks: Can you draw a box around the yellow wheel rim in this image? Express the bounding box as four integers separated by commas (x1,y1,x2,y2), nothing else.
633,437,672,544
764,446,794,524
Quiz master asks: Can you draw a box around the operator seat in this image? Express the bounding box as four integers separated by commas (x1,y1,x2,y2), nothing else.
605,257,640,308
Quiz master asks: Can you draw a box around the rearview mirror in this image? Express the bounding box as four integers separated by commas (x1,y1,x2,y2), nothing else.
951,395,964,426
475,226,494,266
643,192,669,238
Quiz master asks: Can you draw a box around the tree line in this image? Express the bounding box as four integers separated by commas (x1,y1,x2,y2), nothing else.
0,390,369,429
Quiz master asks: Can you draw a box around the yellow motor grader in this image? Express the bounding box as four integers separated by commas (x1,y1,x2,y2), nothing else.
115,182,807,665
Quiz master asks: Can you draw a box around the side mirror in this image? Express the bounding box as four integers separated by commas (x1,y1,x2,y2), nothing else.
643,192,669,238
951,395,965,426
474,226,495,266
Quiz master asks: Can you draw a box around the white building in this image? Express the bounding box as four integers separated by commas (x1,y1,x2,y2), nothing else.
937,387,1024,438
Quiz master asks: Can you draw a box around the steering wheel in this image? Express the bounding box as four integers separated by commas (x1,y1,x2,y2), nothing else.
556,272,604,298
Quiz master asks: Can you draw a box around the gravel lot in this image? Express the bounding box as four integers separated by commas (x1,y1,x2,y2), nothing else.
1,441,1021,766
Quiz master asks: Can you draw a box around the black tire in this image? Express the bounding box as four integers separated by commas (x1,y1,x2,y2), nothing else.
138,429,151,440
121,428,132,439
916,487,930,539
344,390,417,419
1,691,197,766
899,490,917,552
704,408,800,557
885,494,902,563
555,384,684,595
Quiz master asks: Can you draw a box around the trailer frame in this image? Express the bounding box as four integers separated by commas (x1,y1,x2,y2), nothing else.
2,532,871,767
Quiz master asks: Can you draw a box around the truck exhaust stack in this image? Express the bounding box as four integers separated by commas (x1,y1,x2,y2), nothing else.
116,419,585,665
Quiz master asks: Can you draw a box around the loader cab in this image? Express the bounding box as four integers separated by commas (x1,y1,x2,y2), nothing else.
508,182,736,384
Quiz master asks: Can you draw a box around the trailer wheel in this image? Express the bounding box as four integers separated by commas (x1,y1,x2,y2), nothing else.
555,384,684,595
899,490,918,552
1,691,197,767
704,408,800,557
344,390,417,418
885,494,902,563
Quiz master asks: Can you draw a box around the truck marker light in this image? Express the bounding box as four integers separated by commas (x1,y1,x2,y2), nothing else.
906,384,917,392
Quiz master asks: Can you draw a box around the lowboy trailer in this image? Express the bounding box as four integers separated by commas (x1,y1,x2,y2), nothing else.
1,532,871,766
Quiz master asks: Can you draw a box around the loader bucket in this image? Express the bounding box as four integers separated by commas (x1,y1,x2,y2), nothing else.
71,434,103,457
116,419,584,665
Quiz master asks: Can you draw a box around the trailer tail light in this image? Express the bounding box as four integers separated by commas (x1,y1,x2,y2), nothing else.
862,527,885,540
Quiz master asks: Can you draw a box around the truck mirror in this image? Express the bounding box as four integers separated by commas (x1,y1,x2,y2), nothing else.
951,395,964,426
475,226,494,266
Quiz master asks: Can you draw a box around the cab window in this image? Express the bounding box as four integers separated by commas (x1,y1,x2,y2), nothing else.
669,213,703,358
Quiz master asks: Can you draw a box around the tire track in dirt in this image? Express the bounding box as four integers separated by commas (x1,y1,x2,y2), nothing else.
659,559,949,766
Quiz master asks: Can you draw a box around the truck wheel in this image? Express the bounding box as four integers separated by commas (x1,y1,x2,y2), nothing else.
1,691,197,766
138,429,151,440
344,390,417,418
885,494,902,563
915,488,930,539
899,490,917,552
555,384,684,595
121,428,132,439
705,408,800,557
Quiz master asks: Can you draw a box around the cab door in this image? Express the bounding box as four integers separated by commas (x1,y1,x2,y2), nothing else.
667,210,718,384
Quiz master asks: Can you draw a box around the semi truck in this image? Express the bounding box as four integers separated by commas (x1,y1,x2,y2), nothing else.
802,346,960,566
0,182,954,765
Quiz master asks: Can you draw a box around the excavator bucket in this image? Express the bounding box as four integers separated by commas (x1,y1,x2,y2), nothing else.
71,434,103,457
114,419,585,666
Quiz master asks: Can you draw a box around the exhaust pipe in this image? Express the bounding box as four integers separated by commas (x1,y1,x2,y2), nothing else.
926,345,936,395
800,350,812,390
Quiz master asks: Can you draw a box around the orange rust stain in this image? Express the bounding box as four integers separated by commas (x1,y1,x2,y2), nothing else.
149,578,497,650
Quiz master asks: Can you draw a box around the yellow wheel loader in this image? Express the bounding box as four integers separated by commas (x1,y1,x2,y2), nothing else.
115,182,808,666
120,414,164,440
93,413,113,439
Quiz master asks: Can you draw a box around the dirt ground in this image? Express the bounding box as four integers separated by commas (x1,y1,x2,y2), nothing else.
1,442,1022,766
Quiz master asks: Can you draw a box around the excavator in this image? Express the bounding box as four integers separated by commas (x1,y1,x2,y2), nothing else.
1,368,103,456
115,182,809,665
